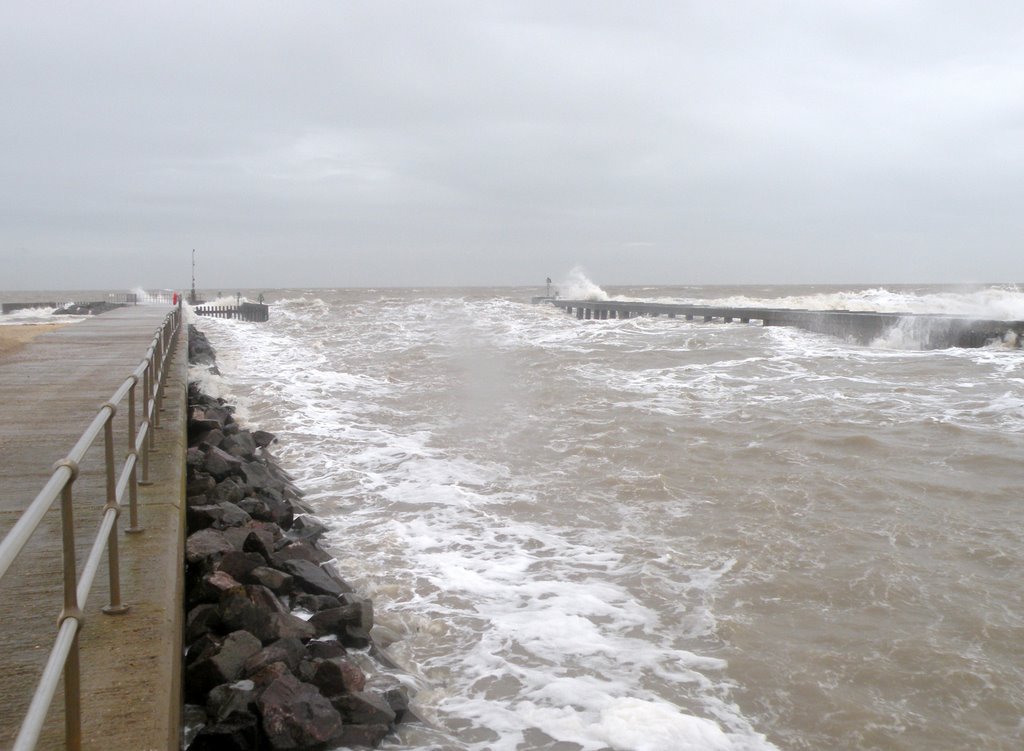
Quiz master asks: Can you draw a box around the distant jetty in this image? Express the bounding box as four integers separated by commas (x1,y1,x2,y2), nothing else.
541,298,1024,349
193,302,270,323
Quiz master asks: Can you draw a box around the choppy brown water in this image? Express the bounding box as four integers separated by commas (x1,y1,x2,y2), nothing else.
188,284,1023,751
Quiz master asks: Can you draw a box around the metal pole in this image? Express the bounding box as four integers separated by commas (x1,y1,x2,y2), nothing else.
140,366,153,484
56,461,82,751
102,412,129,615
126,378,142,532
153,343,163,429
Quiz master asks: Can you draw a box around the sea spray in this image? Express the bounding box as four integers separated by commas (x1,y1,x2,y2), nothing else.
659,284,1024,319
558,266,610,301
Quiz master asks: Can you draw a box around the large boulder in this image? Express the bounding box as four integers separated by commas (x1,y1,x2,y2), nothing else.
203,446,244,482
222,430,257,458
219,584,314,644
206,678,257,724
208,479,247,506
258,673,344,750
289,515,328,544
243,637,307,677
278,559,351,598
187,711,259,751
311,657,366,696
272,540,331,566
185,604,222,642
308,601,371,639
253,429,277,448
185,630,262,700
332,690,396,726
186,529,235,564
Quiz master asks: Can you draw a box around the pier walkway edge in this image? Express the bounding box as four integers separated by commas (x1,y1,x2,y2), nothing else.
0,306,187,750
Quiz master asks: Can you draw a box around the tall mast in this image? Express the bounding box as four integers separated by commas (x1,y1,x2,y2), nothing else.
190,249,196,304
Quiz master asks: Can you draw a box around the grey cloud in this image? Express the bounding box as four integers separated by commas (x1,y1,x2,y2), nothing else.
2,1,1023,289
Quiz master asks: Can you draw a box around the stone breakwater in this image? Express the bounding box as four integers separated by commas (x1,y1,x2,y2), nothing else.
184,326,410,750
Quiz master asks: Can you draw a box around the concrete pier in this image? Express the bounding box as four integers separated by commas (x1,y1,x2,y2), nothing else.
547,300,1024,349
0,307,186,750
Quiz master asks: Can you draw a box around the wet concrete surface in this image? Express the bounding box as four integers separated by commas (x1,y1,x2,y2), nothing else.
0,306,185,750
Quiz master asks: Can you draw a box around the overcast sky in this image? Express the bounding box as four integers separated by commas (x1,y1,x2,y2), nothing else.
2,1,1023,291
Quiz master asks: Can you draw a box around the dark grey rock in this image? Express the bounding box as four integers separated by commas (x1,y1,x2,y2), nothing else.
187,711,259,751
223,431,257,458
258,493,294,529
185,604,222,643
337,724,391,748
305,640,347,660
253,429,277,447
238,460,278,493
367,674,412,722
341,625,371,650
293,593,343,613
203,446,244,481
187,473,217,497
332,689,396,726
221,526,252,552
272,539,331,565
187,504,227,532
186,529,235,564
308,603,367,638
219,585,288,644
241,528,276,562
243,637,307,677
246,566,293,595
215,502,252,528
237,497,272,521
248,660,291,692
208,478,246,506
258,673,344,750
200,428,226,449
185,630,262,700
289,515,328,544
214,551,266,583
312,657,366,696
207,679,257,723
192,570,242,605
267,612,316,643
279,559,351,598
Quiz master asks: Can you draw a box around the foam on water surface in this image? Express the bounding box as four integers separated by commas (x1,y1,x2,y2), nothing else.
190,286,1024,751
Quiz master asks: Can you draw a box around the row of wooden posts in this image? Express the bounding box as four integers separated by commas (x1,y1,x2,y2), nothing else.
192,303,270,323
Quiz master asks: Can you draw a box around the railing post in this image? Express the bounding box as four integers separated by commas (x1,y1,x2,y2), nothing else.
152,342,163,429
55,459,82,751
101,410,129,615
156,329,169,418
126,377,143,533
140,366,153,485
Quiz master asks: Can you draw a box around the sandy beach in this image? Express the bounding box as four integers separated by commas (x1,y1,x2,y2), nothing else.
0,323,66,360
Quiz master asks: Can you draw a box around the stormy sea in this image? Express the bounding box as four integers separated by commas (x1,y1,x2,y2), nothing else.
181,282,1022,751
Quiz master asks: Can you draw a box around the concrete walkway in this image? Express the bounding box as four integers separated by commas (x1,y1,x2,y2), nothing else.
0,306,186,750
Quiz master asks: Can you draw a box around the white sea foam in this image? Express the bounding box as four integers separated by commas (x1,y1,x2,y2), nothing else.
189,287,1024,751
655,284,1024,319
0,305,77,325
0,310,54,324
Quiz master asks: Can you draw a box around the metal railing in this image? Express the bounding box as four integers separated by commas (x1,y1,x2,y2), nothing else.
0,304,182,750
